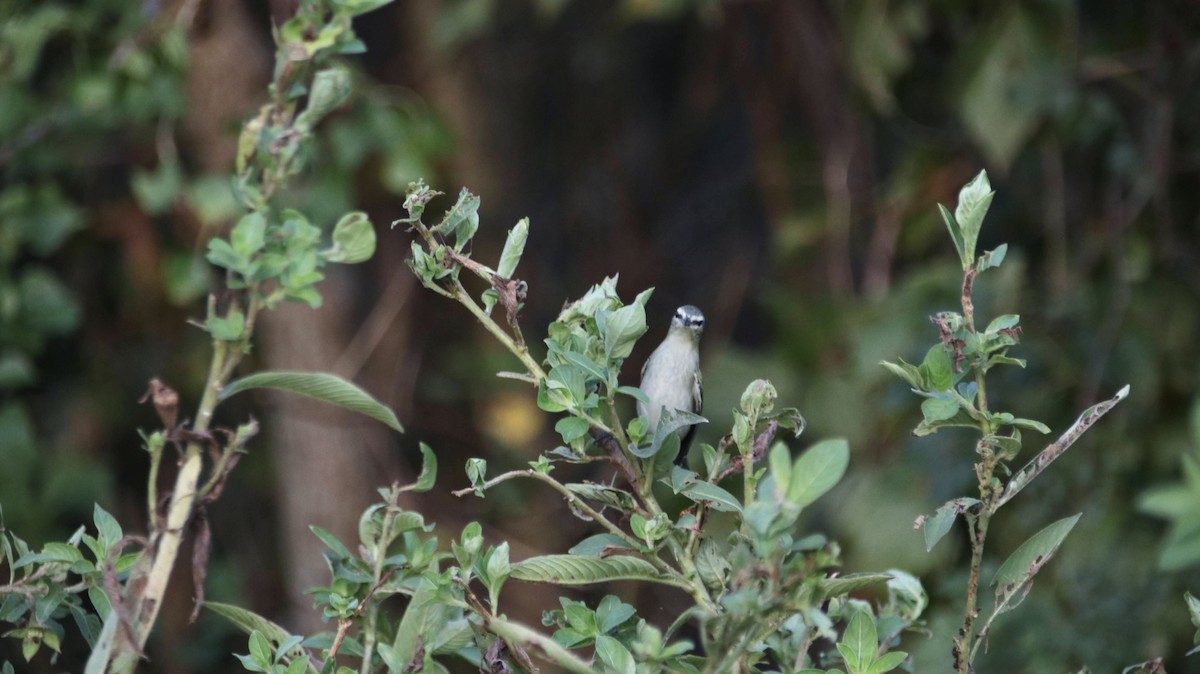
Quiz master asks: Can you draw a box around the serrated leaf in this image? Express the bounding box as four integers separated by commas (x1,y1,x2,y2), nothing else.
994,513,1081,587
511,555,664,585
221,371,402,432
786,438,850,509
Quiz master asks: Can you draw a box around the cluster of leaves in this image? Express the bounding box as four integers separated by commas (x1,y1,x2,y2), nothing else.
1,0,407,671
379,181,926,673
0,505,138,664
883,171,1129,672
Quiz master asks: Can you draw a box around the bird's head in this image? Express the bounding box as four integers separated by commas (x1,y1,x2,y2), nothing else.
670,305,705,341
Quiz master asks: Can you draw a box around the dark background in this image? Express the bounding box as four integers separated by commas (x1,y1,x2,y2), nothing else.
3,0,1200,671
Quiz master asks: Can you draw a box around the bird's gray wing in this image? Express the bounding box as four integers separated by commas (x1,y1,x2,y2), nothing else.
678,369,704,465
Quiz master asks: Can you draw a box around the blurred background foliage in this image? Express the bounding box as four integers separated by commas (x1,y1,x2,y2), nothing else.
2,0,1199,671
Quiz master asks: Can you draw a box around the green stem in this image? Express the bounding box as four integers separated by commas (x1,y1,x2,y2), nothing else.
450,279,545,381
360,489,400,674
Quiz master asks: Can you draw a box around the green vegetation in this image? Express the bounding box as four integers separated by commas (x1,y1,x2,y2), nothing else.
2,0,1199,672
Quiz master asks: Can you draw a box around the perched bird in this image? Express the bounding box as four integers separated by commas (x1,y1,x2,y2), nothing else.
638,305,704,463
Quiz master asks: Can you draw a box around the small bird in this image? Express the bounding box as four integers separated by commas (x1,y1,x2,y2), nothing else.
638,305,704,464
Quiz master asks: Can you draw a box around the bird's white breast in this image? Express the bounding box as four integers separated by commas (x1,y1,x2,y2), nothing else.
637,331,699,431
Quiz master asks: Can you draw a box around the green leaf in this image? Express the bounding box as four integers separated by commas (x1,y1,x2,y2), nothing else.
207,306,245,341
407,442,437,492
601,303,648,362
436,188,480,251
496,218,529,278
993,513,1081,587
867,650,908,674
511,555,664,585
634,408,706,459
555,416,590,443
1186,592,1200,644
954,170,994,265
17,267,80,336
331,0,393,17
680,480,742,513
786,438,850,509
739,379,777,417
92,504,122,549
923,497,980,552
837,610,877,674
880,359,924,390
569,534,634,557
977,243,1008,271
918,345,953,392
131,160,183,215
248,631,272,669
220,371,402,432
920,397,959,424
985,314,1020,333
616,385,649,405
595,635,636,674
769,443,792,492
938,204,966,267
818,573,892,600
1011,418,1051,434
310,526,354,560
323,211,375,263
230,212,267,259
297,66,351,129
206,601,298,647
